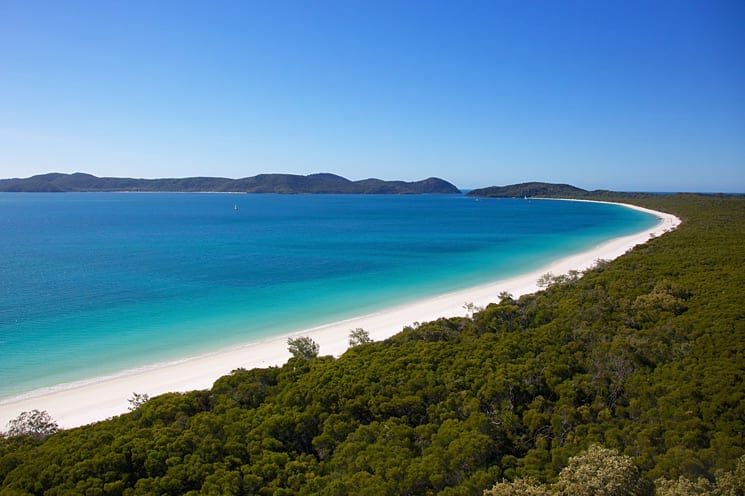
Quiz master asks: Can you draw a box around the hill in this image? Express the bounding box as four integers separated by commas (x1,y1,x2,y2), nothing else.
1,193,743,495
0,172,460,194
467,182,589,198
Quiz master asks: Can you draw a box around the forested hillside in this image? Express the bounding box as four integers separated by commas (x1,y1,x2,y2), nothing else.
466,182,588,198
1,194,743,495
0,172,460,194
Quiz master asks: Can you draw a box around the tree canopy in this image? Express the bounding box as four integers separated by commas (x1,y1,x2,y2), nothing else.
3,410,58,439
1,193,743,495
287,336,320,361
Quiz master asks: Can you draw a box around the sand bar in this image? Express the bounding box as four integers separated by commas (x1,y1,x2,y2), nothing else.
0,201,680,430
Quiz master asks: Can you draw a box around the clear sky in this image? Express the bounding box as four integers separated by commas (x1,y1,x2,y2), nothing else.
1,0,743,192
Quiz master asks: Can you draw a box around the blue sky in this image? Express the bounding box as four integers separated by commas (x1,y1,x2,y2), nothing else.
1,1,743,192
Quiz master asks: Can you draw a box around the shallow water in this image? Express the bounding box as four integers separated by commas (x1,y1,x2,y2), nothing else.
0,193,656,398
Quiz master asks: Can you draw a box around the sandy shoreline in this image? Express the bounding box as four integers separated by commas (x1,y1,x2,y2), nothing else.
0,201,680,430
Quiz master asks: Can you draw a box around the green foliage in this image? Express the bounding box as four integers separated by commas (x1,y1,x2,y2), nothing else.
714,454,745,496
1,194,743,495
0,172,460,194
348,327,372,347
287,336,320,361
654,476,716,495
467,182,588,198
556,445,643,496
485,449,745,496
3,410,59,439
484,477,554,495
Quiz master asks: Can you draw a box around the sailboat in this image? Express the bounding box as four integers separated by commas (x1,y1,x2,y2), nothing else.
234,203,238,212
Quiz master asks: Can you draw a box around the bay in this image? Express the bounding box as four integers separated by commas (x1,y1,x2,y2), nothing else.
0,193,656,398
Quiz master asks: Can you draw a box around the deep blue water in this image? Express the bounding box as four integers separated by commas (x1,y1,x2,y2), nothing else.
0,193,657,398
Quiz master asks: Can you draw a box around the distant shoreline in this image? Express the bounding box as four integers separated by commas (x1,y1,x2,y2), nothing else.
0,172,460,195
0,200,680,429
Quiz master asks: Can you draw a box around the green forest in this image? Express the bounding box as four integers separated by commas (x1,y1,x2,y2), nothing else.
1,194,744,495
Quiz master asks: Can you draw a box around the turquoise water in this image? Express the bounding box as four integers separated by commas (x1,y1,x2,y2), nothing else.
0,193,657,398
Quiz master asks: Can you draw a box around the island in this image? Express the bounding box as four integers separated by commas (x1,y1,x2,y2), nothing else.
467,181,590,198
0,172,460,194
466,181,671,200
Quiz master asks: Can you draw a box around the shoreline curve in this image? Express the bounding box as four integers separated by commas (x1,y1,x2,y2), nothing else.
0,200,681,429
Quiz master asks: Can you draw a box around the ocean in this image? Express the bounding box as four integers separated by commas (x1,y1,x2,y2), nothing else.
0,193,657,399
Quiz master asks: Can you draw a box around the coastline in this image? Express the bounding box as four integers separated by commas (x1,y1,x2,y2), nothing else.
0,201,681,430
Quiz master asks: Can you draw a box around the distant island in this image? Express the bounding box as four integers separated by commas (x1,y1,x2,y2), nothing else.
467,181,589,198
0,172,460,194
465,181,679,199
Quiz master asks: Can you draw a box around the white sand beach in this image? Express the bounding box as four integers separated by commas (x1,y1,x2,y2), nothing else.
0,201,680,430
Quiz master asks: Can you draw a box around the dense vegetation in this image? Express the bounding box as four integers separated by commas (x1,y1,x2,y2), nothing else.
466,181,722,199
1,194,743,495
467,182,589,198
0,172,459,194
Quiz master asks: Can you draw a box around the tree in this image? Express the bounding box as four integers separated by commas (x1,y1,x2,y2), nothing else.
287,336,320,361
484,478,554,495
594,258,611,270
464,302,476,317
128,392,150,411
498,291,514,303
536,273,554,288
654,477,715,495
348,328,372,347
4,409,59,438
556,445,643,496
714,454,745,496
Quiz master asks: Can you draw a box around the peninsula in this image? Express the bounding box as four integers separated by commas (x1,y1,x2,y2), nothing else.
0,172,460,194
467,181,590,198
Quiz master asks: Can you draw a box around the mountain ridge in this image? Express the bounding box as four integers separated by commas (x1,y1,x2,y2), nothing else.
0,172,460,194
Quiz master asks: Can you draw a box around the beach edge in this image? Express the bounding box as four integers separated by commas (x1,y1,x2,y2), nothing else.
0,200,681,429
